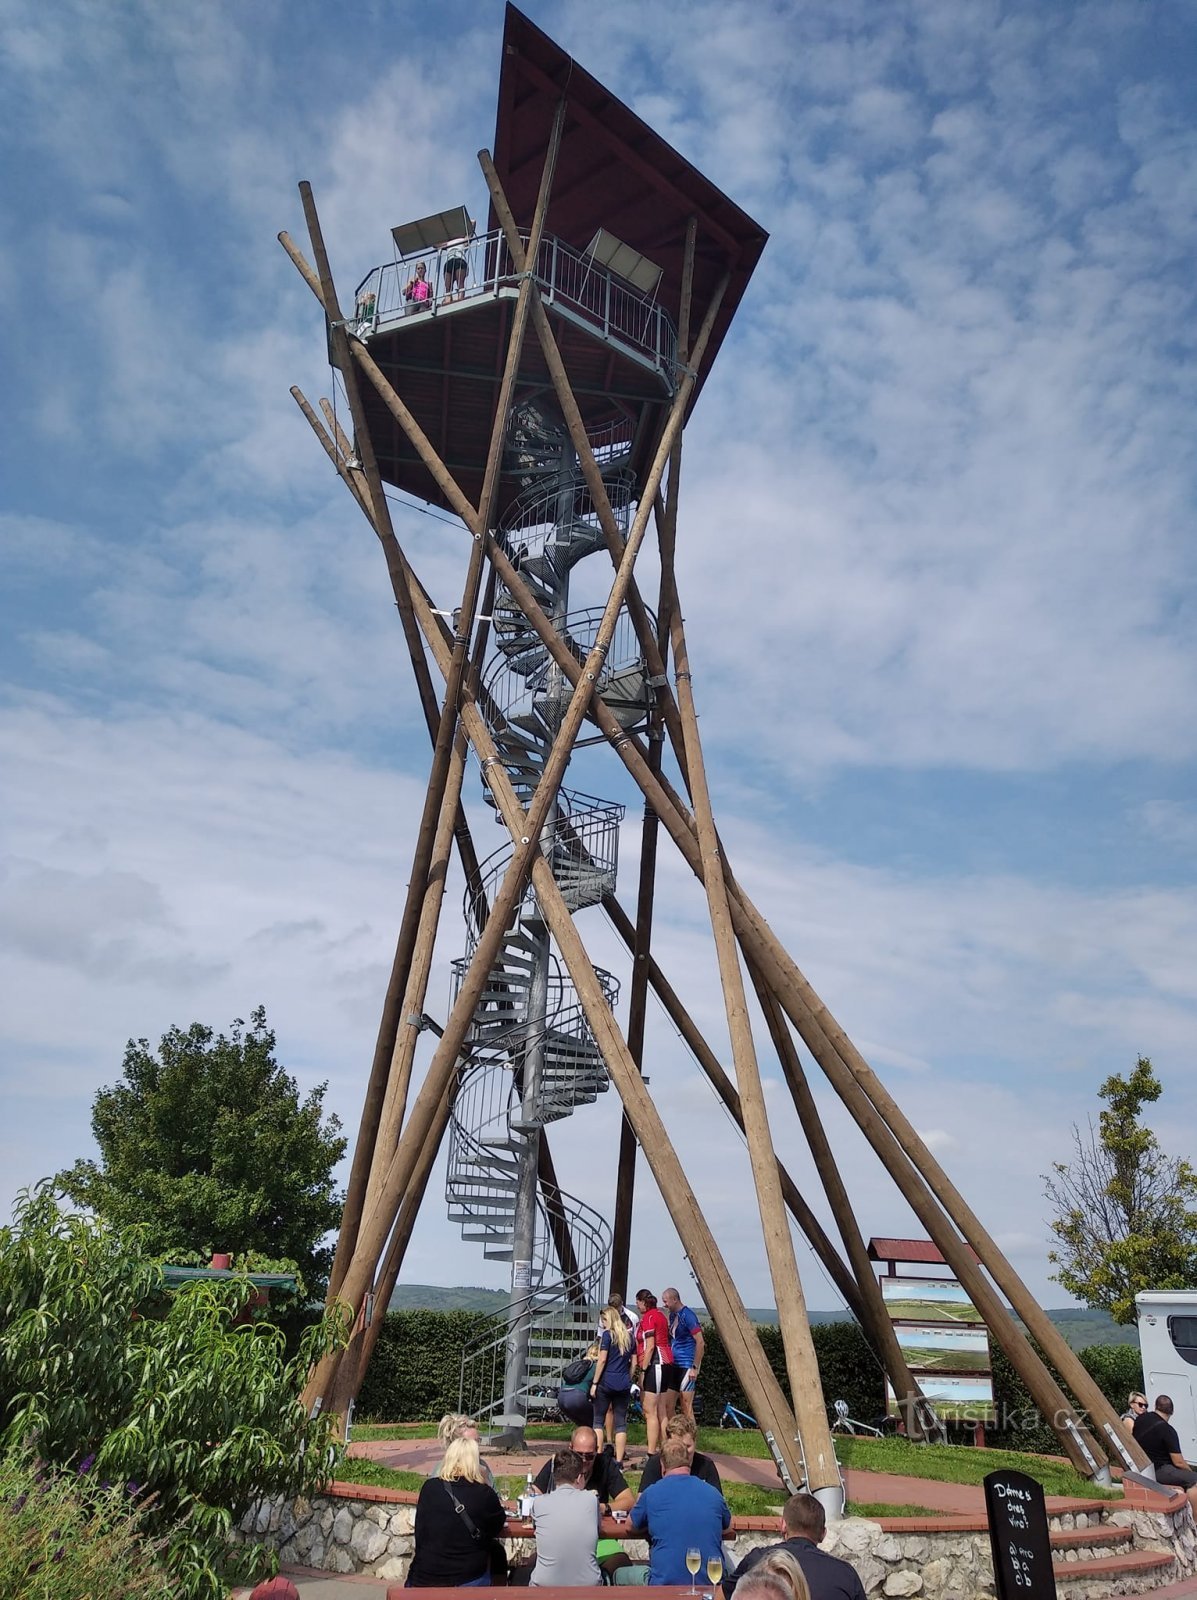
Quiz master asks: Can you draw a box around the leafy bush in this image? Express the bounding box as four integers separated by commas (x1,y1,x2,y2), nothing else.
987,1336,1143,1457
0,1186,348,1599
355,1309,495,1421
695,1318,881,1427
355,1310,884,1427
0,1448,174,1599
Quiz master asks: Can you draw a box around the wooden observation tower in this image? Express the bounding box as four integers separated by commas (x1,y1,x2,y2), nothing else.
281,6,1145,1510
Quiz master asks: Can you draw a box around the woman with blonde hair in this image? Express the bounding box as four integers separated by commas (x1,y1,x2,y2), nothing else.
432,1413,495,1486
406,1436,507,1587
590,1306,634,1463
758,1548,813,1600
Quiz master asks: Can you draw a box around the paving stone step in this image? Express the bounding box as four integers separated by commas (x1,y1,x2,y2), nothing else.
1050,1524,1133,1555
1052,1548,1176,1584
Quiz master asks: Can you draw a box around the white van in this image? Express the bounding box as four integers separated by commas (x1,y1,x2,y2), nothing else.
1135,1291,1197,1461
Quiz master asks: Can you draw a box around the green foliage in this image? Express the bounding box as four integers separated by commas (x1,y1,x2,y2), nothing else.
0,1448,175,1600
0,1186,348,1600
355,1309,495,1421
56,1007,346,1298
355,1311,883,1428
832,1435,1114,1499
697,1317,883,1427
989,1334,1143,1458
1044,1056,1197,1323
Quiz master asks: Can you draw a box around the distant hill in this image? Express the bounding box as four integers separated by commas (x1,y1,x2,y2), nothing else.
387,1288,1137,1348
389,1284,510,1313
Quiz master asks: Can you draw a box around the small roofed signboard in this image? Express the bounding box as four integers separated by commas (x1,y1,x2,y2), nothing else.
984,1468,1057,1600
871,1237,995,1423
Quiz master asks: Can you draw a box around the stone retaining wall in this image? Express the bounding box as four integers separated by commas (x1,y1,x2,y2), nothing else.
238,1485,1195,1598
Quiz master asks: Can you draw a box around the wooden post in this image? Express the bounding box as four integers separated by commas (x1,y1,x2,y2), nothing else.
656,491,840,1495
601,892,870,1326
745,958,932,1438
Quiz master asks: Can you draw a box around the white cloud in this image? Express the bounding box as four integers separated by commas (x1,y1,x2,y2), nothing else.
1,0,1194,1320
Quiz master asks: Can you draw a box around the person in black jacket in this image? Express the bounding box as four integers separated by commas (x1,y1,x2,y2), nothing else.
406,1437,508,1587
1133,1395,1197,1511
638,1412,722,1492
727,1494,865,1600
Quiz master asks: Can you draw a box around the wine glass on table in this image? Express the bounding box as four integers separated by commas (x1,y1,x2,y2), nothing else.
686,1546,702,1596
707,1553,724,1591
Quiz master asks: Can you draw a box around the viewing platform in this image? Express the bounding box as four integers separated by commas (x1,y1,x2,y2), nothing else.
345,228,680,520
351,228,678,386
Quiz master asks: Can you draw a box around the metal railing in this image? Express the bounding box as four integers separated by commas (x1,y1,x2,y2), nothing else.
459,794,624,954
352,229,677,382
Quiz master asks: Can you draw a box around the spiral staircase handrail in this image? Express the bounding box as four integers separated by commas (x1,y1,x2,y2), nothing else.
460,793,625,950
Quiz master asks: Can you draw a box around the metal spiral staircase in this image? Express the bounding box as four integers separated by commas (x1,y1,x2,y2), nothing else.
452,404,653,1431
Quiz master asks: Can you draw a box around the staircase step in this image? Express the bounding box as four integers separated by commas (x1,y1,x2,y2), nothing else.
1052,1550,1175,1584
1050,1528,1132,1555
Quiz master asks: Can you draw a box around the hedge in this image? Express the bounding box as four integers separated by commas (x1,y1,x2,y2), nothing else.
356,1309,494,1422
355,1309,1142,1453
354,1310,885,1426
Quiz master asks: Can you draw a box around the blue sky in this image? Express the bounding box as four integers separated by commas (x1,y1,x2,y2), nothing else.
2,0,1195,1314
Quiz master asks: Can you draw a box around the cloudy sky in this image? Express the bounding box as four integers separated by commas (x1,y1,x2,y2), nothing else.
2,0,1195,1322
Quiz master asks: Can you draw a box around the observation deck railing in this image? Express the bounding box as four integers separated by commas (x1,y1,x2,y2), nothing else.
352,228,677,384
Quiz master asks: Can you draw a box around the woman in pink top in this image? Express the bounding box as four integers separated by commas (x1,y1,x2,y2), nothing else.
404,260,432,311
634,1288,674,1454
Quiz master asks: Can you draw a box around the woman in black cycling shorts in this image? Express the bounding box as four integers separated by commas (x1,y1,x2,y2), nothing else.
633,1289,676,1455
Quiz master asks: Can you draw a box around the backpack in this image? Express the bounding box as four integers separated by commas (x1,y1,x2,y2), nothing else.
562,1355,594,1387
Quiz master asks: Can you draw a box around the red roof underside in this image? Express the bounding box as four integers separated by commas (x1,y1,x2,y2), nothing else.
868,1237,982,1266
491,5,768,414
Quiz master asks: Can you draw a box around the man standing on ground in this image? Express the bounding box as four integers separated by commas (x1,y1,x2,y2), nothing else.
663,1285,704,1421
630,1436,730,1585
1133,1395,1197,1512
530,1425,634,1512
529,1449,601,1587
727,1493,866,1600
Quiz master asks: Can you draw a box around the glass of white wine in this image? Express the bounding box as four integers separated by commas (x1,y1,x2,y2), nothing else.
707,1553,724,1590
686,1546,702,1595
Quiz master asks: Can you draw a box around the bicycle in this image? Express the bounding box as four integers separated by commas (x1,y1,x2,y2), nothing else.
717,1398,757,1430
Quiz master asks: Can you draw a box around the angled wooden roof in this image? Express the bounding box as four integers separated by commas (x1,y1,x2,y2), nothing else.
491,5,768,412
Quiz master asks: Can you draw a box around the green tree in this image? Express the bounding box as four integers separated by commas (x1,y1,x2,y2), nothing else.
1044,1056,1197,1323
56,1008,345,1297
0,1186,348,1599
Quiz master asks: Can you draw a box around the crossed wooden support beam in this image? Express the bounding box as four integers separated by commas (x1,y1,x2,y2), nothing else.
278,125,1144,1497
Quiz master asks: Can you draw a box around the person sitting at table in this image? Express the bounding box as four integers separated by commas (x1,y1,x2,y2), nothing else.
629,1435,730,1585
726,1494,865,1600
405,1436,507,1588
529,1448,602,1587
431,1413,496,1486
638,1412,722,1492
530,1424,634,1512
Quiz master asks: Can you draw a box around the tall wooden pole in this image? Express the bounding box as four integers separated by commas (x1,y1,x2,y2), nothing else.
744,959,931,1437
601,893,870,1325
608,216,697,1297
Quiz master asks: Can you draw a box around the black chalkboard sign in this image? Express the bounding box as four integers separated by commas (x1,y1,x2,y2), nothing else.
984,1469,1057,1600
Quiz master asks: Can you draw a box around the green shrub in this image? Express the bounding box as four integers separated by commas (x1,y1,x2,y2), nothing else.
355,1309,495,1421
354,1310,883,1428
987,1336,1143,1456
0,1448,174,1599
695,1318,881,1428
0,1186,348,1600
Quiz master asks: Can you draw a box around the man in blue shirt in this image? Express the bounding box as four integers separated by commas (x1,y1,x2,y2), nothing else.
663,1285,705,1422
630,1436,730,1585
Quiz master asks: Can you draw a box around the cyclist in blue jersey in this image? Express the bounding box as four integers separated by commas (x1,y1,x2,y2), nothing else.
663,1285,705,1422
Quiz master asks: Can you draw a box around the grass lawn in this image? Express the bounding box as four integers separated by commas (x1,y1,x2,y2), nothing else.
832,1437,1117,1500
342,1424,1114,1505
